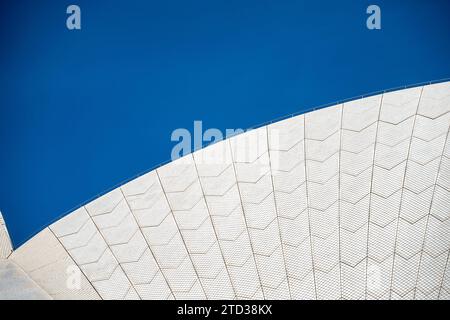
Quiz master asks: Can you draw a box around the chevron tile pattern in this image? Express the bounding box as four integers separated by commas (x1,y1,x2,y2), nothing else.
4,82,450,299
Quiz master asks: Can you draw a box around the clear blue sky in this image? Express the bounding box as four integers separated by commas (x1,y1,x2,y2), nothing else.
1,0,449,248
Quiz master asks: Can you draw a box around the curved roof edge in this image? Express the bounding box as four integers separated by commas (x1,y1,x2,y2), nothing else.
8,78,450,249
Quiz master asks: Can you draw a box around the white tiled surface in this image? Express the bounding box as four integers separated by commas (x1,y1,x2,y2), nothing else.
9,228,100,300
0,212,13,259
0,260,52,300
4,82,450,300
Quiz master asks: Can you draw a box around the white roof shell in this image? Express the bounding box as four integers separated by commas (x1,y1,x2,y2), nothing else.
2,81,449,300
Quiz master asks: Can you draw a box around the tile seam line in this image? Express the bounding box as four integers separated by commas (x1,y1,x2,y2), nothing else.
266,125,293,299
338,102,344,299
47,227,104,300
155,169,209,299
437,250,450,299
191,153,239,299
118,187,176,300
412,124,450,299
0,259,53,300
303,115,318,299
388,86,423,299
83,205,143,300
228,138,266,299
364,92,384,299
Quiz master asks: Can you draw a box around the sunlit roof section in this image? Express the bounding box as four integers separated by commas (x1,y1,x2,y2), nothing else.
2,82,449,300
